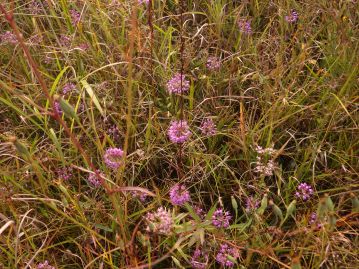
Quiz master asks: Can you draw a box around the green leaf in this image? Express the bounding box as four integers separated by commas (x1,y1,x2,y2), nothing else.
81,80,104,116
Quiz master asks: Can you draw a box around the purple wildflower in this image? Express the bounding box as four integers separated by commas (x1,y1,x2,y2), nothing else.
309,212,317,225
37,260,55,269
309,212,323,229
28,1,47,14
168,120,191,143
59,35,72,47
77,42,90,51
295,183,314,201
254,157,276,176
87,170,104,188
138,0,149,4
62,83,76,95
255,145,275,155
70,9,81,26
166,73,190,94
200,118,217,136
285,10,299,23
145,207,173,234
131,190,148,202
56,167,73,181
206,56,221,70
212,208,232,228
107,125,120,140
0,31,17,45
216,244,239,267
193,205,206,219
238,19,252,35
54,101,63,116
104,147,124,169
245,196,260,213
190,248,208,269
169,184,190,206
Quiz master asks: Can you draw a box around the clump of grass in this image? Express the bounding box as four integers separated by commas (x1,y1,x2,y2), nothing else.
0,1,358,268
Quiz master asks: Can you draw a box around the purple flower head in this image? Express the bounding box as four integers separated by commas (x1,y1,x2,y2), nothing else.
309,212,323,229
166,73,190,94
216,244,239,267
56,167,73,181
108,125,120,140
206,56,221,70
28,1,47,14
169,184,190,206
285,10,299,23
190,248,209,269
138,0,149,4
200,118,217,136
255,145,275,155
254,157,276,176
238,19,252,35
245,196,260,213
59,35,71,47
104,147,124,169
131,190,148,202
37,260,55,269
77,42,90,51
193,205,206,219
87,170,104,188
212,208,232,228
295,183,314,201
145,207,173,234
168,120,191,143
54,101,63,116
62,82,76,95
309,212,317,225
0,31,17,45
70,9,81,26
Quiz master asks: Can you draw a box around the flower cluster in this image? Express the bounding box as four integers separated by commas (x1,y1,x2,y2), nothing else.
138,0,149,4
193,205,206,219
215,244,239,267
59,35,72,47
107,125,120,140
190,248,208,269
104,147,124,169
212,208,232,228
131,190,148,202
285,10,299,23
169,184,190,206
145,207,173,234
56,167,73,181
295,183,314,201
200,118,217,136
28,1,47,14
54,101,63,116
87,170,104,188
254,158,275,176
168,120,191,143
206,57,221,70
37,260,55,269
77,43,90,51
253,145,277,176
245,196,260,213
238,19,252,35
62,83,76,95
255,145,275,155
0,31,17,45
166,73,190,94
70,9,81,26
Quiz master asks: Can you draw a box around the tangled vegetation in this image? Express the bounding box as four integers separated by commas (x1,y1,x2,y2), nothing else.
0,1,358,268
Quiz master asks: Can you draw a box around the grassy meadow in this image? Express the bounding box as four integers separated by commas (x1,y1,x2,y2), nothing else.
0,0,358,268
